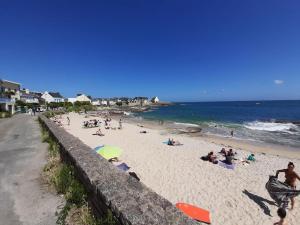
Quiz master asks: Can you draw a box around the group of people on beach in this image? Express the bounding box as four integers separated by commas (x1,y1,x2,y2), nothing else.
89,117,123,136
201,148,240,165
52,114,300,225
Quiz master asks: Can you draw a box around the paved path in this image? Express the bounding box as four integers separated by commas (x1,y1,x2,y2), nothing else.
0,114,63,225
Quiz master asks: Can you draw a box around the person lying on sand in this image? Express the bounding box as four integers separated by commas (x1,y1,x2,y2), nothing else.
276,162,300,210
108,157,119,162
274,208,287,225
140,131,147,134
201,152,218,164
167,138,182,146
93,128,104,136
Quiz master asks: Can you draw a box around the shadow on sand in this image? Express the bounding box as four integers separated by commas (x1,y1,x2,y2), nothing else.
243,189,277,217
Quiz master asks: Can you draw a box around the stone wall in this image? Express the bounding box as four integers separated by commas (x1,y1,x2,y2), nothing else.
39,115,201,225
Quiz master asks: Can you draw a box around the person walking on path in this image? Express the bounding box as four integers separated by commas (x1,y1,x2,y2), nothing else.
67,116,70,126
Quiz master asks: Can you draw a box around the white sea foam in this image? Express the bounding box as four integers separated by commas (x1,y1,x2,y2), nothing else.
244,121,298,133
174,122,199,127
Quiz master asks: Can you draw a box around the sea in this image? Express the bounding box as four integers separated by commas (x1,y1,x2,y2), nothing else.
134,100,300,148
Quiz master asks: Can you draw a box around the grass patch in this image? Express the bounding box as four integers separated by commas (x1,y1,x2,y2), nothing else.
39,119,116,225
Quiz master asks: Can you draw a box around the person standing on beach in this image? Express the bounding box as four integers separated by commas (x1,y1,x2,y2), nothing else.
276,162,300,210
230,130,234,137
119,119,122,129
67,116,70,126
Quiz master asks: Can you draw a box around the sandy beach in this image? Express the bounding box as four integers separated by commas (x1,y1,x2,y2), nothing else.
57,112,300,225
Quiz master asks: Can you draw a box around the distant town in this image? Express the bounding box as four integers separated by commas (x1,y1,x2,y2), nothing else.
0,79,163,117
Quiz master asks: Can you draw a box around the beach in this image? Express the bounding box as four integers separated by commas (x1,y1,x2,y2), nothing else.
58,112,300,225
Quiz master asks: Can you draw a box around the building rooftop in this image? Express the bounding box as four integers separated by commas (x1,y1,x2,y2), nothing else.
49,92,64,98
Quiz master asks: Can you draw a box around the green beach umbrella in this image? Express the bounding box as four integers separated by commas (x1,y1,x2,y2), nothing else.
96,145,122,160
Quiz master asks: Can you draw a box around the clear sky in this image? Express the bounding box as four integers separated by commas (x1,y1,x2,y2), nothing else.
0,0,300,101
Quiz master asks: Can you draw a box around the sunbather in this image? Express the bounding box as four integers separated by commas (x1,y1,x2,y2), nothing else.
93,128,104,136
223,154,233,165
226,149,235,156
201,151,218,164
220,148,227,155
167,138,182,146
247,154,255,162
108,157,119,162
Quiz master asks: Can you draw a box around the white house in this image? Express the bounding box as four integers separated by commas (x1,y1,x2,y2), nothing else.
76,94,91,103
151,96,159,103
68,94,91,103
0,98,15,115
101,100,108,106
92,99,108,106
91,99,100,106
67,98,77,104
20,93,39,104
41,91,64,103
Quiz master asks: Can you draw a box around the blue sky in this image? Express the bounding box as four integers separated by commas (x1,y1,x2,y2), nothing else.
0,0,300,101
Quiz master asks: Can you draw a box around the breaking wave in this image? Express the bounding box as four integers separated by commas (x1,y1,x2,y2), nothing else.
244,121,298,133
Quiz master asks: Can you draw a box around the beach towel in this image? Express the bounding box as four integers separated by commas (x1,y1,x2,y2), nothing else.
265,176,300,209
116,163,130,172
218,161,235,170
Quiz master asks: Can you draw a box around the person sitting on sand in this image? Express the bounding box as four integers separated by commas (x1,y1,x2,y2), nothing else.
168,138,174,146
276,162,300,210
247,154,255,162
93,128,104,136
93,119,98,127
201,152,218,164
220,148,227,155
226,149,235,156
223,154,233,165
167,138,182,146
274,208,287,225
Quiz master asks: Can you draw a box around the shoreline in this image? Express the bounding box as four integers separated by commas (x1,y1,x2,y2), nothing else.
123,116,300,160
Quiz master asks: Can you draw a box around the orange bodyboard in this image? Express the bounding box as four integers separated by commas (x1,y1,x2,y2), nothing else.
176,203,211,224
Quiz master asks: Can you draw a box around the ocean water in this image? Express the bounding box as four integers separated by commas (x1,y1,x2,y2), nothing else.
136,101,300,148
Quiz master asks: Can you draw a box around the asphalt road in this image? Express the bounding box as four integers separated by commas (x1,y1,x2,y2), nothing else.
0,114,63,225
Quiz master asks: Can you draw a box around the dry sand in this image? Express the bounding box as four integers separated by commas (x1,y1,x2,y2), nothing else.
57,112,300,225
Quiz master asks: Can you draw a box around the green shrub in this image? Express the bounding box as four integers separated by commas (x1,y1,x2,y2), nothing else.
54,164,74,194
66,180,86,205
0,111,11,118
48,138,59,157
40,126,50,143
